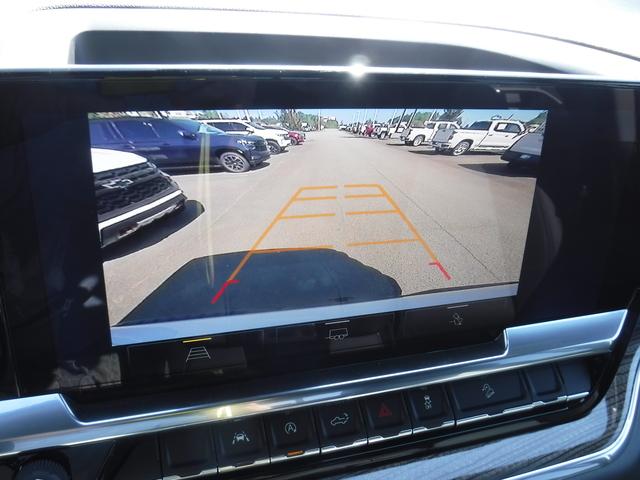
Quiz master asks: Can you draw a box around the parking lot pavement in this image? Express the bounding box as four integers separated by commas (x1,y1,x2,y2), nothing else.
104,129,536,325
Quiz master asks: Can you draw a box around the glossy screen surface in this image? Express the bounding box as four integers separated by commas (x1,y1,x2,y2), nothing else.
88,108,544,341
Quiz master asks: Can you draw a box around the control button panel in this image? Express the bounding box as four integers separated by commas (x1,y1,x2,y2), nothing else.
145,360,590,478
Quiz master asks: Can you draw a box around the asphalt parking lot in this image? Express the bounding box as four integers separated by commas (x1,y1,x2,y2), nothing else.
103,129,536,326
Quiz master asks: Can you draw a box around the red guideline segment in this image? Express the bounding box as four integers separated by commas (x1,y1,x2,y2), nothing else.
429,261,452,281
210,279,239,304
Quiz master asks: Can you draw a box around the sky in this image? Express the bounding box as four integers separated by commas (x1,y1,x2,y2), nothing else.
226,109,546,126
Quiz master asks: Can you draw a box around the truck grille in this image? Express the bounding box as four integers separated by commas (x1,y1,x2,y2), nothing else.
95,162,173,218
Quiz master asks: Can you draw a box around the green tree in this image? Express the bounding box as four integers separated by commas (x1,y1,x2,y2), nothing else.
277,109,304,129
437,109,464,122
526,111,547,126
297,112,321,129
195,110,220,119
387,111,432,126
412,111,434,126
259,115,280,125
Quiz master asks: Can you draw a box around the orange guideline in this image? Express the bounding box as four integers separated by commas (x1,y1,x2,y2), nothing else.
210,186,337,304
345,183,451,280
210,183,450,304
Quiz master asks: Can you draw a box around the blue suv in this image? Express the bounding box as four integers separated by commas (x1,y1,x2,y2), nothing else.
89,117,270,173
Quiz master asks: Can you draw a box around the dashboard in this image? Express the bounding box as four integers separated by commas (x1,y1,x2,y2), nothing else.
0,4,640,480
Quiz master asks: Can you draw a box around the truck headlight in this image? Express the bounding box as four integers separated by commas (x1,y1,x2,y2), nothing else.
236,139,256,149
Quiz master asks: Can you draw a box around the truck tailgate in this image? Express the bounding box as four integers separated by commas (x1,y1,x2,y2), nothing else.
432,128,454,143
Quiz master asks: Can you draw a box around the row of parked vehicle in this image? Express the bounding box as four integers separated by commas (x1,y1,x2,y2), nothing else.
343,118,544,166
90,116,306,248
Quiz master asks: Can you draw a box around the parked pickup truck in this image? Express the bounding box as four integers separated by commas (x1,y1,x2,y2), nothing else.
92,148,186,247
203,119,291,154
90,117,270,173
501,123,545,167
400,121,460,146
431,120,526,155
377,122,407,139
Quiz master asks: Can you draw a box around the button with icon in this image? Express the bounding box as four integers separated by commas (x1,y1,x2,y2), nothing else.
449,371,531,422
361,393,412,442
315,401,367,451
213,417,268,472
406,385,455,432
265,409,319,460
284,421,297,435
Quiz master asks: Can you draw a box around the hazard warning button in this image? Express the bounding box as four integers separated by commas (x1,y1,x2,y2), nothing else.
361,393,412,442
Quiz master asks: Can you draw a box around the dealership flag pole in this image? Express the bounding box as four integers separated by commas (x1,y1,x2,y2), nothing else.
394,108,407,134
407,108,418,128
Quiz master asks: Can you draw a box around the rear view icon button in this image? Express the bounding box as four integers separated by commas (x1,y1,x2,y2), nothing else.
326,328,349,341
186,346,210,362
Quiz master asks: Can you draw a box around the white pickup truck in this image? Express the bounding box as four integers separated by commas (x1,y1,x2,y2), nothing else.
92,148,186,247
400,121,461,146
202,119,291,154
431,119,526,155
376,122,407,139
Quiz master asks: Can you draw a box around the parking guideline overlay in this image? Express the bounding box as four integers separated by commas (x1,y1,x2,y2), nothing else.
344,184,451,280
210,183,450,304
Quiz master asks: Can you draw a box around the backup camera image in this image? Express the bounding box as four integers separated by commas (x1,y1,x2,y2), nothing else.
88,108,546,336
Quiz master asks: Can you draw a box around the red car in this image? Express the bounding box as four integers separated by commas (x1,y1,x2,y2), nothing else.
287,130,305,145
364,124,375,136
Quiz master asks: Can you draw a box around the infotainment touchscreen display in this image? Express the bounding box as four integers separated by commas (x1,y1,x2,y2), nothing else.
88,108,546,344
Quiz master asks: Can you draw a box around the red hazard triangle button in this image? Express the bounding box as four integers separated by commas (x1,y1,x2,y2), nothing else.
365,395,409,433
378,402,393,418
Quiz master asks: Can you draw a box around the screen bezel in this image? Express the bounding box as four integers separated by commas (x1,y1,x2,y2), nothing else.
0,68,638,395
